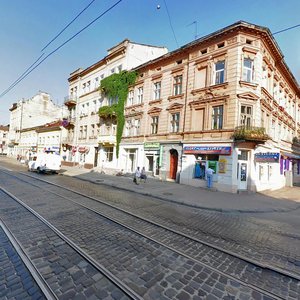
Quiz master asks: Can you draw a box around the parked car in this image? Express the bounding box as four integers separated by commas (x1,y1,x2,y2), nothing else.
28,152,61,174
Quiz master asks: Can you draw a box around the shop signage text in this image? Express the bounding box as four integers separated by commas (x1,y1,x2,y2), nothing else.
254,152,279,163
144,142,160,149
183,146,231,155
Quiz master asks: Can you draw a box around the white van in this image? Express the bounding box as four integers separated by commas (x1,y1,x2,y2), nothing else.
28,152,61,174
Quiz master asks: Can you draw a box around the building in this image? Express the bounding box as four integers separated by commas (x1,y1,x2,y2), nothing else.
0,125,9,155
8,91,67,158
64,39,168,170
120,21,300,192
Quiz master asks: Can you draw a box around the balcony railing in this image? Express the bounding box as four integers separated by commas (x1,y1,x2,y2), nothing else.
233,126,270,142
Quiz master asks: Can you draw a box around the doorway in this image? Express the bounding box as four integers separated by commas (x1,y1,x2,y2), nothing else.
169,149,178,180
237,150,249,190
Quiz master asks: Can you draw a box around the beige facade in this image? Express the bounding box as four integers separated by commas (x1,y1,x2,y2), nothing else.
64,39,168,169
120,21,300,192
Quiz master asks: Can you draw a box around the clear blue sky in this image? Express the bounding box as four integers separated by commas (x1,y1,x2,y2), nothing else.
1,0,300,124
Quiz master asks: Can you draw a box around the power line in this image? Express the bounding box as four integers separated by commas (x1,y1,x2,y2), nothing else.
0,0,123,99
41,0,97,52
272,23,300,35
1,1,97,98
163,0,178,47
0,53,45,98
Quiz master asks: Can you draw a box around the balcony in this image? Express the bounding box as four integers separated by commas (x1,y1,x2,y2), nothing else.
232,126,270,143
98,134,116,145
64,95,77,107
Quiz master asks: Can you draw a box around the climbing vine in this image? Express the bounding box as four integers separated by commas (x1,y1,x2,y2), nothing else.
98,70,138,158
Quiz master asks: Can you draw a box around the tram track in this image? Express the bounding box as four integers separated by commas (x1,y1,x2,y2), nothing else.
0,187,140,299
0,170,299,298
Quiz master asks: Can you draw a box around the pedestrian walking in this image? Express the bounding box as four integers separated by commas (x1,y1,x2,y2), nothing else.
206,167,214,188
133,167,141,184
140,167,147,183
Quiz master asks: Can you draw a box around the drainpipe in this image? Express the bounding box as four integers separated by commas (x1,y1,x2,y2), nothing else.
180,52,190,178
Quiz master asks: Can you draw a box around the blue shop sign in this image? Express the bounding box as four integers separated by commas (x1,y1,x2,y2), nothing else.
183,146,231,155
255,152,279,163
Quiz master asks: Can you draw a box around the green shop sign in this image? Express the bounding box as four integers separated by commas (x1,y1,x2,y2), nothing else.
144,142,160,149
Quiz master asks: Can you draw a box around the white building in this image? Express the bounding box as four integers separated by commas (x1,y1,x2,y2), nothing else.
0,125,9,155
64,39,168,169
8,91,68,158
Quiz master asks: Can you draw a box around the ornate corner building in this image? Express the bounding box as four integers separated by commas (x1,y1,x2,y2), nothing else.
120,21,300,193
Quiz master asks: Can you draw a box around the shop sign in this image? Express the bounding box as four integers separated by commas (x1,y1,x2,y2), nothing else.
183,146,231,155
254,152,279,163
144,142,160,150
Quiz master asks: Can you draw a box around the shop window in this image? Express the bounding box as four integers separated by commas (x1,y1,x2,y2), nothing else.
238,150,248,161
104,147,113,162
194,161,206,179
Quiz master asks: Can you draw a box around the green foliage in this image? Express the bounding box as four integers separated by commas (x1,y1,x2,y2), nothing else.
99,70,138,158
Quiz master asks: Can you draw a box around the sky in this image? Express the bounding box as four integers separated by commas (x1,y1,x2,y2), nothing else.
0,0,300,125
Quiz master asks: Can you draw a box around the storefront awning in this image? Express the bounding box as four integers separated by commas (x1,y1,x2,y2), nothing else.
281,152,300,159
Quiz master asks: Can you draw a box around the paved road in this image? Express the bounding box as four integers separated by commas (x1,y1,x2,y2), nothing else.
1,157,300,299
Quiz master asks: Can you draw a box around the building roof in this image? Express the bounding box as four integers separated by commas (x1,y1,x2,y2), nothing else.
134,20,300,95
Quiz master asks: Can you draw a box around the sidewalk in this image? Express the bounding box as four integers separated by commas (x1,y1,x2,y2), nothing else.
59,164,300,213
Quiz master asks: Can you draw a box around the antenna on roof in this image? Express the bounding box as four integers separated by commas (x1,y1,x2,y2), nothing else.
187,20,198,40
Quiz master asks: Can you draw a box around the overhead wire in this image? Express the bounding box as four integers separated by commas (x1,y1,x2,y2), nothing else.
1,1,97,99
0,0,123,99
41,0,97,52
163,0,179,48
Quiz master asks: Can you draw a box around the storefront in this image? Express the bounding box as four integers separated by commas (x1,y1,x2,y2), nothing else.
143,142,161,176
254,152,280,191
180,144,233,192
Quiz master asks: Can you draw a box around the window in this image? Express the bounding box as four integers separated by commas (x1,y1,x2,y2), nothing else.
108,96,118,106
134,119,140,136
94,77,99,89
215,60,225,84
192,109,204,131
151,116,159,134
240,105,252,127
137,87,143,104
173,75,182,96
211,105,223,129
118,65,122,72
83,125,87,139
153,82,161,100
195,68,207,89
127,90,134,106
170,113,180,133
125,120,131,137
243,58,254,82
104,147,113,162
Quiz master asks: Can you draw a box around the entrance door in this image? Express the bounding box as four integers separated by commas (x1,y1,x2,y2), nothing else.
237,161,248,190
94,147,99,167
169,149,178,180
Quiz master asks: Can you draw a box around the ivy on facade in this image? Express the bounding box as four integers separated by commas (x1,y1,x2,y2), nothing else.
98,70,138,158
